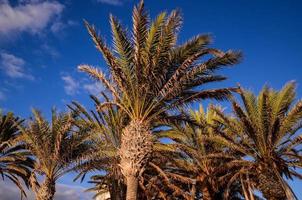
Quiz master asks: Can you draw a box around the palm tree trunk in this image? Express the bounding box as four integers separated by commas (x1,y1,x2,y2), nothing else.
126,175,138,200
258,168,286,200
35,177,56,200
202,186,213,200
119,120,153,200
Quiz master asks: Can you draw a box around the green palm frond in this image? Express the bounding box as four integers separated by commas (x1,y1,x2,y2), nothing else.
0,112,34,198
210,82,302,200
81,0,240,122
19,109,91,184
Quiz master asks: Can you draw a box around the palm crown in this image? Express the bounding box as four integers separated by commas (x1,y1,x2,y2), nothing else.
19,109,90,200
79,0,241,122
155,106,246,200
210,82,302,200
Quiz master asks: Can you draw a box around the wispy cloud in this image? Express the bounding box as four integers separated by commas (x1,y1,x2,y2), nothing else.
83,82,104,95
0,0,64,36
0,52,34,80
61,73,106,96
97,0,123,6
0,181,92,200
61,75,80,95
50,20,78,34
55,184,93,200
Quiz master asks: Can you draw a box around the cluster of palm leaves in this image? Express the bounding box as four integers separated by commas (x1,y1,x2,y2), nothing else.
1,1,302,200
0,109,92,200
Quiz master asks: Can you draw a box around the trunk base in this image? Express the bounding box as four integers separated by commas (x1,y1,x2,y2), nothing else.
35,177,55,200
126,175,138,200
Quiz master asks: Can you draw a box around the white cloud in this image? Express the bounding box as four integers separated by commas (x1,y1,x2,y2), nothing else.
50,20,78,34
0,52,34,80
61,73,106,96
0,180,35,200
18,0,45,3
55,184,93,200
61,71,108,96
61,75,79,95
97,0,123,6
0,1,64,36
83,82,104,95
0,181,92,200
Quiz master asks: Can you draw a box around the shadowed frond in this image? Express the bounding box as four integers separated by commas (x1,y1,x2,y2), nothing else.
0,112,34,199
210,82,302,200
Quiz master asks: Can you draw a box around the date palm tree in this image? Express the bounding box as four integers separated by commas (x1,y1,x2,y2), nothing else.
155,105,253,200
69,95,192,200
0,111,33,198
70,95,188,199
79,1,241,198
209,82,302,200
18,109,90,200
69,95,128,200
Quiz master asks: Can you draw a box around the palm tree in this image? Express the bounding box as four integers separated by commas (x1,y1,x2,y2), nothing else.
155,105,251,200
18,109,90,200
69,95,188,200
0,111,33,198
69,95,127,200
209,82,302,200
79,1,241,198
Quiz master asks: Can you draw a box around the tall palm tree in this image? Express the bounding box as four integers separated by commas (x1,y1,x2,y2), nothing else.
79,1,241,198
18,109,90,200
70,95,189,200
70,95,185,200
209,82,302,200
0,111,33,198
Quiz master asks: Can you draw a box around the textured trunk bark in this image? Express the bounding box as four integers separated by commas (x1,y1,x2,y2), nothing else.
202,186,213,200
119,120,153,200
35,177,55,200
126,175,138,200
258,168,286,200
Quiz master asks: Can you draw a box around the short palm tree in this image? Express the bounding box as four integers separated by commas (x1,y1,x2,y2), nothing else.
79,1,241,198
0,111,33,198
69,95,128,200
210,82,302,200
18,109,90,200
156,106,250,200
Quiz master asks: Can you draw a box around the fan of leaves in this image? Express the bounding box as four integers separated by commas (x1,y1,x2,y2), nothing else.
0,111,34,198
208,82,302,200
79,0,241,122
69,95,128,200
18,109,91,194
148,105,255,200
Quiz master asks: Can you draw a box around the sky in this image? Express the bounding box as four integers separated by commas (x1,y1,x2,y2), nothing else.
0,0,302,199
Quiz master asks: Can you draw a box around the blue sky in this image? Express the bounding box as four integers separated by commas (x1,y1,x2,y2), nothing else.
0,0,302,199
